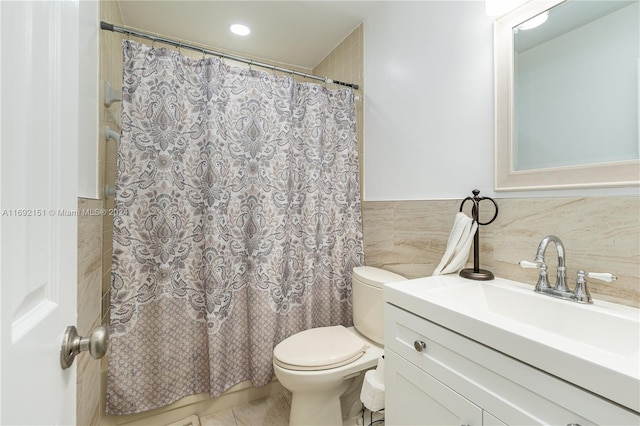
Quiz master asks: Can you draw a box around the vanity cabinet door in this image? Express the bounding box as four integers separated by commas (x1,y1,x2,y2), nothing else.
385,348,483,426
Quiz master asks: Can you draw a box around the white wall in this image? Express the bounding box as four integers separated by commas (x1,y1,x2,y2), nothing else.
363,1,639,201
363,1,495,200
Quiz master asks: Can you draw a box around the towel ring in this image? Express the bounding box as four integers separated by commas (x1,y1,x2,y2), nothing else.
459,191,498,226
459,189,499,281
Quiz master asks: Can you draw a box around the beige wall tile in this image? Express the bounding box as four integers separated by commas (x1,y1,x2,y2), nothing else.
77,196,104,426
313,25,364,199
77,347,102,426
75,2,126,425
362,197,640,307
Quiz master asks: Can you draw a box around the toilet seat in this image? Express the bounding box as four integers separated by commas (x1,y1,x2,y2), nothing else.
273,325,368,371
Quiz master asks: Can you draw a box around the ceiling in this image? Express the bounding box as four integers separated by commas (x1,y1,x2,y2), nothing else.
118,1,381,70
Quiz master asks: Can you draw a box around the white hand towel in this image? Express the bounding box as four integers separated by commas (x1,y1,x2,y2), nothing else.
432,212,478,276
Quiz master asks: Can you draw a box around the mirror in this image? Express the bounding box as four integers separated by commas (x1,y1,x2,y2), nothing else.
494,0,640,191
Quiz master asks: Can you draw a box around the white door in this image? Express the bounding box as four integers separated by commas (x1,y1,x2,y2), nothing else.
1,1,79,425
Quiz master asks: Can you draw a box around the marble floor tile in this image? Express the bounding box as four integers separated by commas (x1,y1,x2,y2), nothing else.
232,392,291,426
199,408,236,426
167,414,201,426
197,392,385,426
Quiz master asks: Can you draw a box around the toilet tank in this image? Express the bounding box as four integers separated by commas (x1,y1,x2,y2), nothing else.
352,266,407,345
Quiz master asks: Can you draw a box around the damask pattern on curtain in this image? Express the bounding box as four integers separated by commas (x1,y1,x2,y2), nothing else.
106,40,364,415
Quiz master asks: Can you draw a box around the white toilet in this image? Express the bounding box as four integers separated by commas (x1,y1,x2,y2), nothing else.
272,266,407,426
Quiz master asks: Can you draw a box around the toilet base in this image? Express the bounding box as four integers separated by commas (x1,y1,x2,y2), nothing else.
289,380,351,426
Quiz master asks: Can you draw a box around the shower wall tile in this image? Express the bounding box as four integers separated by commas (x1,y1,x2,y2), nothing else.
362,196,640,307
77,198,103,333
313,25,364,195
75,2,127,425
77,337,102,426
99,0,124,328
77,197,104,426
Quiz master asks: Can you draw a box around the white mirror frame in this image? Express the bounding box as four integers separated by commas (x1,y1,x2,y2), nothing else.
494,0,640,191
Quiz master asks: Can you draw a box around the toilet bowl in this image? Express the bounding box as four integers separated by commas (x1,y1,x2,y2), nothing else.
272,266,407,426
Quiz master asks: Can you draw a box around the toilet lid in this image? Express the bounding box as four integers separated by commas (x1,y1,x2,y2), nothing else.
273,326,368,371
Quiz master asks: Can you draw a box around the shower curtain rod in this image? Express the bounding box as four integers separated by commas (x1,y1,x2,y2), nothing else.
100,21,359,90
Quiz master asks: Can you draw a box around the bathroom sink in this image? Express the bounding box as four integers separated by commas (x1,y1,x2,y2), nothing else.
384,275,640,413
422,278,638,357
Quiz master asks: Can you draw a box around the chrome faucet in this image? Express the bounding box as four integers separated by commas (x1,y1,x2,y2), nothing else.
533,235,568,292
520,235,617,304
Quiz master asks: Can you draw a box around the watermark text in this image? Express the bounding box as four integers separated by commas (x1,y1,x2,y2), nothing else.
2,208,128,217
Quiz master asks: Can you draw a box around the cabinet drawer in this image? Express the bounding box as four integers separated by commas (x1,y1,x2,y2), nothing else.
385,303,640,425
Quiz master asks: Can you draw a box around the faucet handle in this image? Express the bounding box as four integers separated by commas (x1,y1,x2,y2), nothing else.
585,272,617,283
519,260,550,291
573,270,617,304
574,270,592,304
519,260,541,269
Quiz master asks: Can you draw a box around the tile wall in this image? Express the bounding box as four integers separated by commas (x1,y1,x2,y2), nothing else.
100,0,124,338
362,198,640,307
77,197,104,425
76,1,124,424
313,25,364,175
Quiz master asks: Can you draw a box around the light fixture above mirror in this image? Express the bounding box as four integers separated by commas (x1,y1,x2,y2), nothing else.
514,11,548,30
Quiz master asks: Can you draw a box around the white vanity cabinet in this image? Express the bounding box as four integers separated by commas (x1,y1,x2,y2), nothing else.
384,303,640,426
385,349,488,426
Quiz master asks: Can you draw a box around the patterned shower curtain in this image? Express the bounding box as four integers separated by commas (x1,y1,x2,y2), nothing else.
106,40,364,415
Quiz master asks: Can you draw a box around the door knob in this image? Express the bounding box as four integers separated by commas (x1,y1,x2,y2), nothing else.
60,325,109,369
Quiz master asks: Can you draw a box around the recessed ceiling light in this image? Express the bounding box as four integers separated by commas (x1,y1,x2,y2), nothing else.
230,24,251,36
